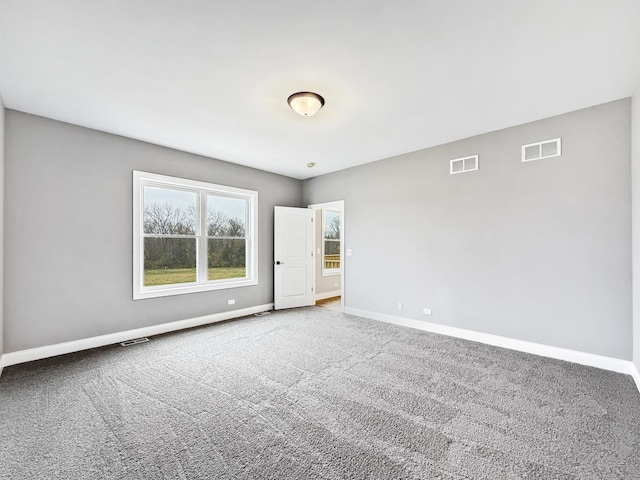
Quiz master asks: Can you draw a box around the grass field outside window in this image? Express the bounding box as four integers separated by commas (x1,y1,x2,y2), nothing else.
144,267,247,287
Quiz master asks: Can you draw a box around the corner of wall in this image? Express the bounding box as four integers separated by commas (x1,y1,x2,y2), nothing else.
0,93,5,376
632,362,640,393
632,80,640,385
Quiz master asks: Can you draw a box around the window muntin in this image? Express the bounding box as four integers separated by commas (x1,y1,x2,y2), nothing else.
133,171,257,299
323,209,341,276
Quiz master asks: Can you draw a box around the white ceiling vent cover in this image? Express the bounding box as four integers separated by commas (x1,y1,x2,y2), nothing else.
450,155,478,175
522,138,561,162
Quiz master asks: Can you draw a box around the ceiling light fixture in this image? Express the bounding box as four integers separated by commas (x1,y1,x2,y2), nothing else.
287,92,325,117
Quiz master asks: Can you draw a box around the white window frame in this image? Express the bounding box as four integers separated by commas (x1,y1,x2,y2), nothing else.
322,208,341,277
133,171,258,300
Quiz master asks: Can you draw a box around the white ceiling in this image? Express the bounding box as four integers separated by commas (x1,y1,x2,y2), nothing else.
1,1,640,180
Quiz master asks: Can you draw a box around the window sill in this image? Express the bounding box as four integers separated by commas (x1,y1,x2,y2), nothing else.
133,278,258,300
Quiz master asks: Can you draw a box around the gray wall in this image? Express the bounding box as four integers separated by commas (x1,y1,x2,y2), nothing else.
3,99,635,362
0,97,4,362
313,209,342,296
303,99,632,360
633,83,640,372
4,111,302,353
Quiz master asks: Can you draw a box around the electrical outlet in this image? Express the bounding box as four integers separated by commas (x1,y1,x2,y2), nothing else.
397,302,403,310
228,299,235,305
423,308,432,315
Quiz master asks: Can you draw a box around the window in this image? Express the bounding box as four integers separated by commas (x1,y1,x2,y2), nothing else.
323,209,341,276
133,171,257,299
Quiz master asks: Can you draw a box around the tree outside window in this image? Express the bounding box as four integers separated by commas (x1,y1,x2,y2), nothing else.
133,171,257,300
323,209,341,275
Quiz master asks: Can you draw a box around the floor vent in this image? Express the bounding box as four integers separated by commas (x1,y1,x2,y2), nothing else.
120,337,149,347
450,155,478,175
522,138,561,162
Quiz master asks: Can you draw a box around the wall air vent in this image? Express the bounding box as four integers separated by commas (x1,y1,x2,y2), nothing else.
522,138,561,162
450,155,478,175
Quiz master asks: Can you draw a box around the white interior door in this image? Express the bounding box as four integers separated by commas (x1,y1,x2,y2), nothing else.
274,206,314,310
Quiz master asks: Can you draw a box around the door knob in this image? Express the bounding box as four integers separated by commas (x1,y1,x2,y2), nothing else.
275,261,283,265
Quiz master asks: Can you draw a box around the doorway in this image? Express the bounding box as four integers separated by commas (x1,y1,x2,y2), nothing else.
309,201,344,312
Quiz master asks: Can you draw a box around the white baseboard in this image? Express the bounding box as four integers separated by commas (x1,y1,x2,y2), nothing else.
1,303,274,370
3,304,639,396
315,290,341,302
345,307,639,385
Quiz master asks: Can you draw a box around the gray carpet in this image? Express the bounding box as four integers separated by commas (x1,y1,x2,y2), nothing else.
1,307,639,479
